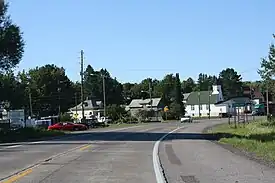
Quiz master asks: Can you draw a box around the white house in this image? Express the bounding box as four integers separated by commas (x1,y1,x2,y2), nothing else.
184,85,224,117
68,99,103,122
184,85,252,117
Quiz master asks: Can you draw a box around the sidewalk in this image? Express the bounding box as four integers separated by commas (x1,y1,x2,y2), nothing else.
159,120,275,183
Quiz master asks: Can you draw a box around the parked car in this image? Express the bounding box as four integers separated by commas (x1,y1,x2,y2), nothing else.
180,115,193,123
48,122,88,131
252,110,265,116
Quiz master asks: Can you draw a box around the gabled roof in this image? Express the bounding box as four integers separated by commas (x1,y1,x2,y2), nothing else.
215,97,251,105
183,93,191,100
186,91,218,105
128,98,162,108
69,100,103,111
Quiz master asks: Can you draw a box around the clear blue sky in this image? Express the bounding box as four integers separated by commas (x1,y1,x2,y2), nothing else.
8,0,275,83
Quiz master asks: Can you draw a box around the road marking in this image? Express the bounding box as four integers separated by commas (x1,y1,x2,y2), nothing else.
0,143,92,182
79,144,92,151
3,145,22,149
153,126,185,183
29,141,46,144
1,168,32,183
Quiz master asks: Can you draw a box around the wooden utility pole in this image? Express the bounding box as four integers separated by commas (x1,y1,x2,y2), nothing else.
208,86,211,119
80,50,85,122
75,92,78,113
29,93,33,117
102,75,106,117
198,91,201,117
149,79,152,109
266,87,269,119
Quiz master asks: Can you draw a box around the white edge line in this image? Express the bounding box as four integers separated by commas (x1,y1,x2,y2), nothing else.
4,145,22,149
153,126,184,183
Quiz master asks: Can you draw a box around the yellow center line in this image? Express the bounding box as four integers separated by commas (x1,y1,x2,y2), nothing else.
79,144,92,151
1,169,33,183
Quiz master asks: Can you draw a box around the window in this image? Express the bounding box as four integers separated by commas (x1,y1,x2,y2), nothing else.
191,105,195,110
199,105,202,110
206,105,209,110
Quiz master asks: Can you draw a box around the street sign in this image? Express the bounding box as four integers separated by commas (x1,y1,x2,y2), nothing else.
232,103,246,107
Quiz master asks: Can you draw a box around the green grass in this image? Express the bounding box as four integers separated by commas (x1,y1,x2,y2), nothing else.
208,119,275,161
0,127,65,143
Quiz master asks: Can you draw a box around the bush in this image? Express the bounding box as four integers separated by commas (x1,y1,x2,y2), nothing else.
0,127,65,143
60,113,72,122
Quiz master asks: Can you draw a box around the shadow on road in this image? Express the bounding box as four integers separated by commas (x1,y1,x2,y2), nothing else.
3,131,240,145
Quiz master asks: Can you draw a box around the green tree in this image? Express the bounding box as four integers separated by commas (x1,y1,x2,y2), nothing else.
106,104,128,122
258,35,275,95
21,64,76,117
195,73,218,91
158,74,176,105
182,77,196,93
173,73,185,117
219,68,243,99
0,72,24,109
0,2,24,72
83,65,124,105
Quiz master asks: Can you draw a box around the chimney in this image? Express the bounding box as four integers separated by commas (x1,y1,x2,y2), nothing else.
212,85,221,95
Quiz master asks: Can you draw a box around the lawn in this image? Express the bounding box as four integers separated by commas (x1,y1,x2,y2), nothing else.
208,119,275,161
0,127,65,143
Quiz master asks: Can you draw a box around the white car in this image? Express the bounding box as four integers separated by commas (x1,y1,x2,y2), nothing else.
180,115,192,123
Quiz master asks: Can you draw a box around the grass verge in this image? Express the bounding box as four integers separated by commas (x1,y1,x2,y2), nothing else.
0,127,65,143
208,119,275,161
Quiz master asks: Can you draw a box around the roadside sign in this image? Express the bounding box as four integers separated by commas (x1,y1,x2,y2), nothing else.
232,103,246,107
73,113,79,119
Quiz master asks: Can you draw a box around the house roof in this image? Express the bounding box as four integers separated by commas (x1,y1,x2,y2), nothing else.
69,100,103,111
215,97,251,105
128,98,162,108
183,93,191,100
186,91,218,105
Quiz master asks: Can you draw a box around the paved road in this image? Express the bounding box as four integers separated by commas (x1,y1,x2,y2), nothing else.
0,118,274,183
0,123,180,183
159,119,275,183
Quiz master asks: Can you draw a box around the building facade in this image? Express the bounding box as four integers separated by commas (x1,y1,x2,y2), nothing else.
68,99,103,122
184,85,224,117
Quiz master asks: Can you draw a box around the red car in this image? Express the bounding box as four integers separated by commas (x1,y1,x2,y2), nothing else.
48,122,88,131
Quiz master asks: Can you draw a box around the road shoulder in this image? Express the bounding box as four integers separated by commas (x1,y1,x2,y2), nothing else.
205,121,275,169
159,120,275,183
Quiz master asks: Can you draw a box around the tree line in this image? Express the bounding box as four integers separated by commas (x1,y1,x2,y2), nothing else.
0,63,257,116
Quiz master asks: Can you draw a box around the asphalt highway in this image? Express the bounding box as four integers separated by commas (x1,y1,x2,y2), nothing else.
0,118,274,183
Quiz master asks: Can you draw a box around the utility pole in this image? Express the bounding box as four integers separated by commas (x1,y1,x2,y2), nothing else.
149,79,152,109
80,50,85,122
250,85,255,120
208,86,211,119
75,92,78,114
266,87,269,119
29,93,33,117
102,75,106,117
198,91,201,118
57,83,61,117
